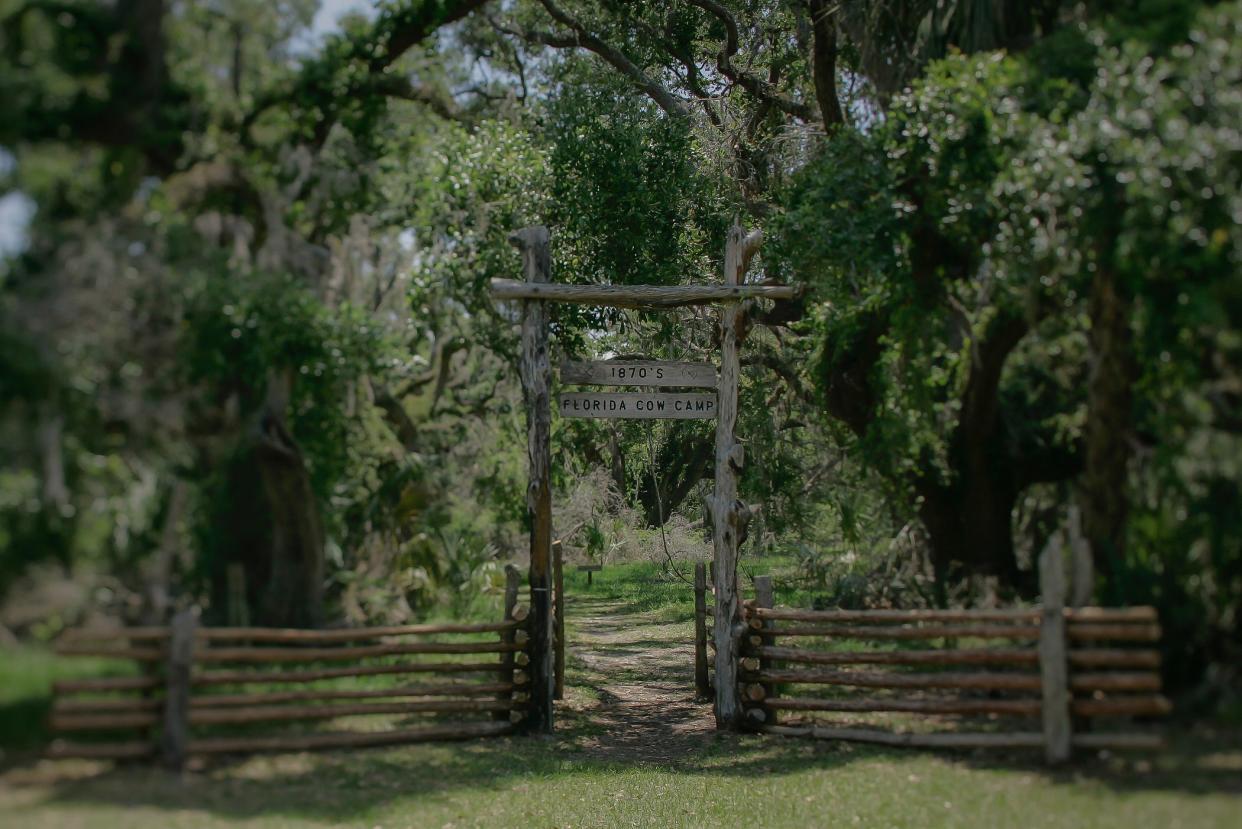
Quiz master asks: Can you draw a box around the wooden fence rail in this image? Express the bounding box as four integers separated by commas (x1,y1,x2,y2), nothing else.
47,595,533,768
691,548,1169,765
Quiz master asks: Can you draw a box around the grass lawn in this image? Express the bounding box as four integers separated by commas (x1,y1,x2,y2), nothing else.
2,729,1239,828
2,559,1239,828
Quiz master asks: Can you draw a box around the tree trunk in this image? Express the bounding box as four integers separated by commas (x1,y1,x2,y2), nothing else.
253,368,325,628
1080,262,1134,584
808,0,845,128
916,472,1025,597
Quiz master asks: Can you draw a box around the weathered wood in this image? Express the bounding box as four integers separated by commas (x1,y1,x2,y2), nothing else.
1068,648,1161,669
192,662,497,686
195,642,520,662
753,575,777,726
192,683,515,708
186,698,520,726
52,682,518,717
558,392,717,420
198,622,517,641
1072,695,1172,717
578,564,600,586
56,621,518,645
1039,540,1072,765
1066,623,1162,642
1065,607,1158,622
160,608,196,771
1069,672,1162,692
561,360,718,388
712,224,747,730
489,279,797,309
694,562,710,700
187,721,514,755
767,697,1044,716
752,645,1162,670
1071,732,1165,750
1063,606,1157,618
45,740,157,760
761,724,1046,749
751,606,1155,624
767,623,1041,640
754,607,1040,623
553,540,565,701
513,226,555,735
53,698,162,715
497,563,521,722
755,645,1039,667
51,711,160,731
748,668,1042,691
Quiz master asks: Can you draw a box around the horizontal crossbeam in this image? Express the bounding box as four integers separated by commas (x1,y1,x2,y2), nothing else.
489,279,797,309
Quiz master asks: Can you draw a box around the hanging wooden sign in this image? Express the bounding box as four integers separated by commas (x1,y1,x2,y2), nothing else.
561,360,717,388
558,392,717,420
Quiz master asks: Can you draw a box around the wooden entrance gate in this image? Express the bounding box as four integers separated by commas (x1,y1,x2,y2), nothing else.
491,224,795,732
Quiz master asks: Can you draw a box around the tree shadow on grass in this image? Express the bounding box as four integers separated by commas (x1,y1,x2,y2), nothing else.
7,715,1239,826
0,696,54,770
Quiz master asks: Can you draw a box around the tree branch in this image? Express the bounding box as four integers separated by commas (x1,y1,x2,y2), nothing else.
683,0,817,121
242,0,491,142
529,0,692,120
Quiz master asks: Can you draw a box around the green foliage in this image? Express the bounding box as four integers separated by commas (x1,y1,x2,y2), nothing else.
543,68,729,290
183,270,394,502
773,2,1242,688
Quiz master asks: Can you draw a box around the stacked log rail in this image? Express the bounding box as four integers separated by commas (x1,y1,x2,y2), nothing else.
733,603,1168,754
47,612,532,764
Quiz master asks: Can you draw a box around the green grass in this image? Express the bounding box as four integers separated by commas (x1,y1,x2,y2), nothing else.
1,729,1238,828
2,561,1239,828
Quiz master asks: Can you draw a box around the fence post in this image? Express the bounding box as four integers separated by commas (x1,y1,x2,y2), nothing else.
711,229,747,730
496,564,522,722
694,562,710,699
753,575,776,727
511,226,554,734
553,539,565,701
1039,540,1072,765
160,607,196,771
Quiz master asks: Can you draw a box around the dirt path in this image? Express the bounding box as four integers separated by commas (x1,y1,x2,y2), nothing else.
563,595,715,764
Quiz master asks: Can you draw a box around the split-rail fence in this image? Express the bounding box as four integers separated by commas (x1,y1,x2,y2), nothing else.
693,557,1169,764
47,559,567,767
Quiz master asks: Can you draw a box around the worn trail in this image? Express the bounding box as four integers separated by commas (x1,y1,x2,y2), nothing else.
564,595,713,764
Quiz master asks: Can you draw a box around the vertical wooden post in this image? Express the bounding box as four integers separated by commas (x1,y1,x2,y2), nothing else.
511,226,554,734
753,575,776,726
553,539,565,701
1039,539,1072,764
694,562,710,700
496,564,521,721
160,607,196,771
712,224,746,728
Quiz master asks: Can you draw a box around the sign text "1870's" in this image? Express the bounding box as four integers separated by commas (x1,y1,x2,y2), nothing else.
560,360,716,388
558,392,717,420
